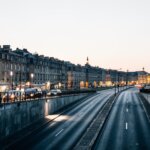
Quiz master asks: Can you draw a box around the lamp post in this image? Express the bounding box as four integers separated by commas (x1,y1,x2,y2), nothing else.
126,70,128,89
10,71,13,90
117,71,120,92
58,82,61,89
47,81,51,90
114,70,117,96
117,68,122,93
30,73,34,88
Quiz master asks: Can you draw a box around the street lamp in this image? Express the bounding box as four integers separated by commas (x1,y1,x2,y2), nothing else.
47,81,51,90
117,68,122,93
30,73,34,88
114,70,117,96
58,82,61,89
126,70,129,89
10,71,13,90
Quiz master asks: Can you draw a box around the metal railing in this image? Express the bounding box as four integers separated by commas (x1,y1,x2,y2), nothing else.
0,91,47,104
0,89,96,104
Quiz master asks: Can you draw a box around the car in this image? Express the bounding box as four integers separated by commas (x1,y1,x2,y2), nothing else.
33,87,42,98
140,85,150,93
41,90,51,97
46,91,51,96
50,89,62,96
2,90,24,102
24,88,36,99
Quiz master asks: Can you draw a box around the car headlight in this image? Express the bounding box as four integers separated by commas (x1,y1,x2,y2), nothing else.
30,93,34,97
10,95,15,98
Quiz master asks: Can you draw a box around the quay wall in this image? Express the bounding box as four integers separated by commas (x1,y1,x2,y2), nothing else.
0,93,90,139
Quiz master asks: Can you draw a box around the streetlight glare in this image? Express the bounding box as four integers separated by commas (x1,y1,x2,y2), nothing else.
31,73,34,78
10,71,13,76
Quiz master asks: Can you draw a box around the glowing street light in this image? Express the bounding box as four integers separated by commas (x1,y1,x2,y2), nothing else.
10,71,13,90
31,73,34,79
46,81,51,90
58,82,61,89
30,73,34,88
10,71,13,76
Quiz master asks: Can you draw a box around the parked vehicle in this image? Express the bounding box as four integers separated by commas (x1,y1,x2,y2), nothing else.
47,91,51,96
33,87,42,98
50,89,62,96
41,90,51,97
140,85,150,93
24,88,42,99
24,88,35,99
2,90,24,102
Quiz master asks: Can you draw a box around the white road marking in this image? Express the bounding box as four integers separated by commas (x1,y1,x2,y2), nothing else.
126,108,128,112
125,122,128,130
55,129,64,137
50,122,56,126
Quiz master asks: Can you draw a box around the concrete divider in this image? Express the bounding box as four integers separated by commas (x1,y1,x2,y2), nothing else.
0,93,90,139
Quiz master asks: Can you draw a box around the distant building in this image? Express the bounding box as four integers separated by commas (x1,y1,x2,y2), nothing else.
137,71,149,84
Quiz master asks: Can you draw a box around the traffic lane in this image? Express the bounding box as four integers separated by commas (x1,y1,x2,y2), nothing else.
37,95,115,150
93,91,128,150
120,89,150,150
93,88,150,150
5,93,101,149
10,94,104,149
13,91,114,150
126,91,150,150
30,93,113,150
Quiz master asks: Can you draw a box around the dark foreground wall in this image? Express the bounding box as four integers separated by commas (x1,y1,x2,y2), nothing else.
0,93,89,139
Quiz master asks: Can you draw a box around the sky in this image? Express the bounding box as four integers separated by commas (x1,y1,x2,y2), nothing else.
0,0,150,72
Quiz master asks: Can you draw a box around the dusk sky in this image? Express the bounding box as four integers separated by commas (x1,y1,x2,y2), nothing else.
0,0,150,72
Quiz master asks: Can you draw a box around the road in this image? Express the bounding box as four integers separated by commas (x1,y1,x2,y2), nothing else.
93,88,150,150
9,89,114,150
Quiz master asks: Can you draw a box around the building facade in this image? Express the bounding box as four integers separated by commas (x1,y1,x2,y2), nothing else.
0,45,142,91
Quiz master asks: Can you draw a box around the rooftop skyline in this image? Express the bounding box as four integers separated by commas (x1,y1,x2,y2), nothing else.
0,0,150,72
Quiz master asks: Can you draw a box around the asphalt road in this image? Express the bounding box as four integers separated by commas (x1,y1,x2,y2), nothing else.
93,88,150,150
10,89,114,150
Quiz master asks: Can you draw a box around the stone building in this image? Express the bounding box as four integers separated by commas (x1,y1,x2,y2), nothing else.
67,63,86,89
0,45,68,89
0,45,27,87
0,45,141,91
